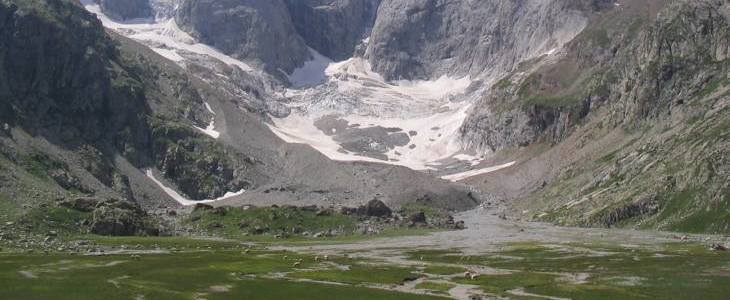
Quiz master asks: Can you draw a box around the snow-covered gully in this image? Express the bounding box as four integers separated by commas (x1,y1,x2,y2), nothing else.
145,170,244,206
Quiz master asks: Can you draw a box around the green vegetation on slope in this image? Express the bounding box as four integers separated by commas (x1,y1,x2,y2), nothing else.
185,205,358,238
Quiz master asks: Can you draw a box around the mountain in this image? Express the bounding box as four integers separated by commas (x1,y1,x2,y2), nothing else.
458,0,729,233
284,0,381,61
174,0,311,75
0,0,477,223
0,0,727,235
366,0,597,81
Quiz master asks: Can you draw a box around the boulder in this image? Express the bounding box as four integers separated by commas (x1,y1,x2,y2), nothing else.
339,206,358,215
57,198,155,236
89,207,141,236
409,212,427,224
360,199,392,218
709,243,727,251
454,220,466,230
192,203,215,212
59,197,100,212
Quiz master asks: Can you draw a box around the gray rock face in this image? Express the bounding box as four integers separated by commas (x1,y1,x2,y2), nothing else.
149,0,182,19
175,0,310,74
284,0,381,60
95,0,153,20
460,0,729,153
366,0,588,81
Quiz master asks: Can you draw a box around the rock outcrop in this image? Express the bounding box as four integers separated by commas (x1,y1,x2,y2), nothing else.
95,0,153,21
284,0,381,60
60,197,157,236
460,0,730,233
460,0,729,152
175,0,311,74
358,199,392,218
366,0,591,81
0,0,253,202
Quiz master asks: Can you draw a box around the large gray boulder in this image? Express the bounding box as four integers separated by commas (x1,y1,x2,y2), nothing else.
366,0,589,81
175,0,311,74
284,0,381,60
95,0,153,21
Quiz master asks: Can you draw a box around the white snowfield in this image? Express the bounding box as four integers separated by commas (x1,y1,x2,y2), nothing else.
193,119,220,139
83,2,519,181
145,170,245,206
440,161,517,182
274,56,485,171
193,102,221,139
81,0,253,72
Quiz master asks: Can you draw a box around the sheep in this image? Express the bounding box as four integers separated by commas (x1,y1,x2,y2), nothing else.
463,271,479,280
283,255,288,260
293,261,301,267
314,256,320,262
323,255,329,261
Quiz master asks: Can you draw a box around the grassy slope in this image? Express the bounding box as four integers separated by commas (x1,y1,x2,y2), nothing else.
490,0,730,234
185,206,358,238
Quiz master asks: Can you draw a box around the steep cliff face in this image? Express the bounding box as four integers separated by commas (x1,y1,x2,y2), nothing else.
0,0,148,152
175,0,310,74
95,0,152,20
460,0,727,152
460,0,729,233
284,0,381,61
0,0,251,203
366,0,595,81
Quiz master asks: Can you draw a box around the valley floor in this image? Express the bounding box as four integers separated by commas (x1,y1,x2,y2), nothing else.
1,207,728,300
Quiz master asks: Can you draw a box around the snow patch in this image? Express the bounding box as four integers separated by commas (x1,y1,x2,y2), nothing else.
440,161,517,182
81,0,253,72
453,154,483,166
203,102,216,115
145,170,244,206
544,47,559,56
193,102,219,139
151,47,185,62
193,120,220,139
